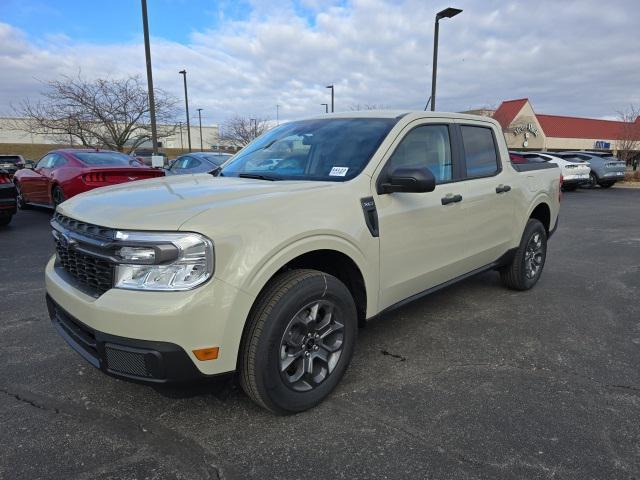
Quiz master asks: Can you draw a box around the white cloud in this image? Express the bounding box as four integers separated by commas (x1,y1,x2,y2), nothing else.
1,0,639,125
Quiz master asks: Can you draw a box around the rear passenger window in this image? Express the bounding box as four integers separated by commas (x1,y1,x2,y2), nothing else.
387,125,452,183
461,126,499,177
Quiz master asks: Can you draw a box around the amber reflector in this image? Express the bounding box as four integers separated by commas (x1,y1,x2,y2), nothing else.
193,347,219,361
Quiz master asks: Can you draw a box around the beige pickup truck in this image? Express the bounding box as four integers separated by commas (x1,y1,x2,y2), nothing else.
46,111,560,413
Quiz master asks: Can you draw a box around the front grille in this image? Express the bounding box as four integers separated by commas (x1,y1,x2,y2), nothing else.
55,241,114,295
53,212,115,241
53,213,116,295
105,345,152,378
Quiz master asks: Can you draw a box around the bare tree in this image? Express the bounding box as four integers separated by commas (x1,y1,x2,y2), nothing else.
12,74,179,152
615,104,640,164
220,116,271,147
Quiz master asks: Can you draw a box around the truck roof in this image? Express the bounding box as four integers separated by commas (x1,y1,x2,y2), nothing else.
308,110,500,125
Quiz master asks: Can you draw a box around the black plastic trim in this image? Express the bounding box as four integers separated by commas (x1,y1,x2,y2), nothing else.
46,295,231,384
372,248,518,318
360,197,379,237
511,163,559,172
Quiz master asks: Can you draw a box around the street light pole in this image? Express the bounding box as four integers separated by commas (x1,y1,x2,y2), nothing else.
326,85,334,112
178,69,192,151
431,7,462,112
197,108,203,151
141,0,158,154
321,103,329,113
250,118,257,139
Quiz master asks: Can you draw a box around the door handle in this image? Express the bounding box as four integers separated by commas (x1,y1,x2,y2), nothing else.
441,194,463,205
496,184,511,194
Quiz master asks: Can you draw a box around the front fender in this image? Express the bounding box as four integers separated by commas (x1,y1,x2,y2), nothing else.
236,233,378,319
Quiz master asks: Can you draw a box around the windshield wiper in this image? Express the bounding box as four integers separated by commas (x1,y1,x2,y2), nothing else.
238,173,279,181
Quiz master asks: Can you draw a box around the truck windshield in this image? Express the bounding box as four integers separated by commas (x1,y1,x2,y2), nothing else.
220,118,398,181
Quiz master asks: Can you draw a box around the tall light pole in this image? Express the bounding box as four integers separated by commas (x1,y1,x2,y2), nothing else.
197,108,203,151
326,85,334,112
276,104,280,125
321,103,329,113
431,7,462,112
178,69,192,151
141,0,158,154
250,118,257,139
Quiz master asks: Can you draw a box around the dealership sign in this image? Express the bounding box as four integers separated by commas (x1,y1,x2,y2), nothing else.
513,123,539,137
513,122,539,147
594,140,611,149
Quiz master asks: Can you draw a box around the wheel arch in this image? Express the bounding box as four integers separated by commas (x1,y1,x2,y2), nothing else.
528,201,551,234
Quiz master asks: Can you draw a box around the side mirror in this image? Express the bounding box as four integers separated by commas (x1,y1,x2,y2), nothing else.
379,166,436,194
24,161,35,169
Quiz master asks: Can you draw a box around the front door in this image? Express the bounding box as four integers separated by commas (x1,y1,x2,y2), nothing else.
374,121,469,310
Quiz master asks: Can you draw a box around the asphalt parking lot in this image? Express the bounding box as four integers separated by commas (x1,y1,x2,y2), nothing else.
1,187,639,480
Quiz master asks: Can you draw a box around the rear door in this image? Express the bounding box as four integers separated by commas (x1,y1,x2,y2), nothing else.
455,121,515,270
375,120,470,310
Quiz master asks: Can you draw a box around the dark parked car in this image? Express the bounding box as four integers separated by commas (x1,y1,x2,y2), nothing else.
165,152,233,175
0,169,17,226
0,154,26,176
13,149,165,209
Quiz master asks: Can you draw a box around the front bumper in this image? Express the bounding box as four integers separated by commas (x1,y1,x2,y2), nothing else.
45,256,255,380
47,295,211,383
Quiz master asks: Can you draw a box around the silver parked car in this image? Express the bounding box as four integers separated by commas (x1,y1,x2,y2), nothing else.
165,152,233,176
553,151,626,188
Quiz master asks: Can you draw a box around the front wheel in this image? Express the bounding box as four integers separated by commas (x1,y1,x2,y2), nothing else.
500,219,547,291
599,181,614,189
15,182,30,210
586,172,598,188
239,269,357,414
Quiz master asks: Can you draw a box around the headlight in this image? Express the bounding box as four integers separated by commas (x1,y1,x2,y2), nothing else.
113,231,214,291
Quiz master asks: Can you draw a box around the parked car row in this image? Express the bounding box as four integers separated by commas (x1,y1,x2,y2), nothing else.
0,149,234,221
509,150,627,190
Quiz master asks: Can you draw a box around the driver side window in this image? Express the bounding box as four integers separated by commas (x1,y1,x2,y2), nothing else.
36,154,54,169
387,125,452,183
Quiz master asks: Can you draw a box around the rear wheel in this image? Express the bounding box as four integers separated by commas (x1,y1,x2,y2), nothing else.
52,185,65,208
500,219,547,291
599,181,614,189
586,172,598,188
0,214,12,227
239,269,357,414
562,184,577,191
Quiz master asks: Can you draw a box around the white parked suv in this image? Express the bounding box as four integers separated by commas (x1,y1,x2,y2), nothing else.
46,112,561,413
514,151,591,191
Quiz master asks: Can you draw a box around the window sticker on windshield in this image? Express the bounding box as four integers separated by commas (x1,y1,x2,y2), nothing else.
329,166,349,177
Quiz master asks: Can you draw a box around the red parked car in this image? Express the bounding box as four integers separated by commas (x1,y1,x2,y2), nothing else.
13,149,164,209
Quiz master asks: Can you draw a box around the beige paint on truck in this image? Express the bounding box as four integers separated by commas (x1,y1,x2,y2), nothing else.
46,111,560,377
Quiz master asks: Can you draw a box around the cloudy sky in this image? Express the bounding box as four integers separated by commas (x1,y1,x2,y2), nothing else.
0,0,639,125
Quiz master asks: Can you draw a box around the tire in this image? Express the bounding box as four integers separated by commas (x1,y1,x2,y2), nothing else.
0,214,12,227
52,185,65,208
15,182,30,210
239,269,357,414
562,184,577,191
500,219,547,291
586,172,598,188
599,182,614,189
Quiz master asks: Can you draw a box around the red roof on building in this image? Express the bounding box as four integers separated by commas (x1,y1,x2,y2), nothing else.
494,98,640,140
536,114,637,140
492,98,528,130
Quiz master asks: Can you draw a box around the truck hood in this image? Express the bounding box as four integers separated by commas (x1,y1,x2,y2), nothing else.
57,174,336,230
